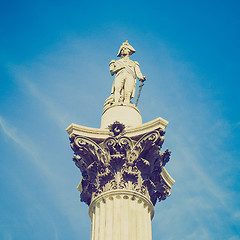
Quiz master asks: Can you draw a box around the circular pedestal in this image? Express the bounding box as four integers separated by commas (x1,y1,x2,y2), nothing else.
89,190,154,240
101,104,142,129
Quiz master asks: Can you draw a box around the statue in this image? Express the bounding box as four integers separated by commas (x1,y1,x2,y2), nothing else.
109,41,146,104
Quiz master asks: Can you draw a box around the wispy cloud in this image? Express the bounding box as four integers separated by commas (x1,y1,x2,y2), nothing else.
142,38,240,239
4,36,239,239
9,38,112,129
0,116,40,162
0,115,87,238
18,78,70,129
229,236,240,240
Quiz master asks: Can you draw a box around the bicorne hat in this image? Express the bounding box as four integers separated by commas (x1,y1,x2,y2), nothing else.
117,40,136,57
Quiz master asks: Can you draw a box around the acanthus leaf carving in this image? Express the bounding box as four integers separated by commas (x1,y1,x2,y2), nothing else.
160,149,171,166
121,163,139,182
72,136,108,166
69,127,173,206
128,130,164,165
79,179,96,205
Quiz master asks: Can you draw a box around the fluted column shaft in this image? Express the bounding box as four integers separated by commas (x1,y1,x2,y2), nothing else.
89,190,154,240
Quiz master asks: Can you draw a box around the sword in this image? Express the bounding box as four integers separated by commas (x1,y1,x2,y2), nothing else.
135,80,145,106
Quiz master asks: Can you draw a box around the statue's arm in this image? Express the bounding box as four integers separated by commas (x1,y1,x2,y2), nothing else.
109,60,116,76
135,61,146,82
110,60,125,76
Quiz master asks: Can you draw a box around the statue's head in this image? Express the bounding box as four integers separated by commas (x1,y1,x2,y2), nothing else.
117,40,136,57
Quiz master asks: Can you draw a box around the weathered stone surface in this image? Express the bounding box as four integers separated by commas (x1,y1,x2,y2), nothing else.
101,103,142,129
88,190,154,240
67,120,174,206
107,40,146,105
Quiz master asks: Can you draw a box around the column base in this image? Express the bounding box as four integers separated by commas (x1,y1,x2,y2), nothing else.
101,103,142,129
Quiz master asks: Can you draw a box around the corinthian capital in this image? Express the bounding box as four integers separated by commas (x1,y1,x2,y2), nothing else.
67,119,174,206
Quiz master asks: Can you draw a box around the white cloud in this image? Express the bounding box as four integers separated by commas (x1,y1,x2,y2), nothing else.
186,227,212,240
233,211,240,219
0,115,88,237
229,237,240,240
0,116,40,161
18,78,71,129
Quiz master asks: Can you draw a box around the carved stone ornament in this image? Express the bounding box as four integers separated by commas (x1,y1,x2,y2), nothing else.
108,121,125,137
69,122,173,206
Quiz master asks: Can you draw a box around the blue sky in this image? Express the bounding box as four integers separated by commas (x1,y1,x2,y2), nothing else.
0,0,240,239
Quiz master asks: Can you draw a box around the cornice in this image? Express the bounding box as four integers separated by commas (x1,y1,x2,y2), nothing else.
66,117,168,142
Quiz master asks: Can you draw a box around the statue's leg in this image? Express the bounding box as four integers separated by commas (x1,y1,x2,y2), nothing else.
114,76,124,103
124,76,135,103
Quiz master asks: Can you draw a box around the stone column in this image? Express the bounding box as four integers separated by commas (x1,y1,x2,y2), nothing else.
67,117,174,240
89,190,153,240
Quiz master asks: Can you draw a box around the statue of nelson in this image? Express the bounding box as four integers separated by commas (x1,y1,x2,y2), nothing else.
110,41,146,104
